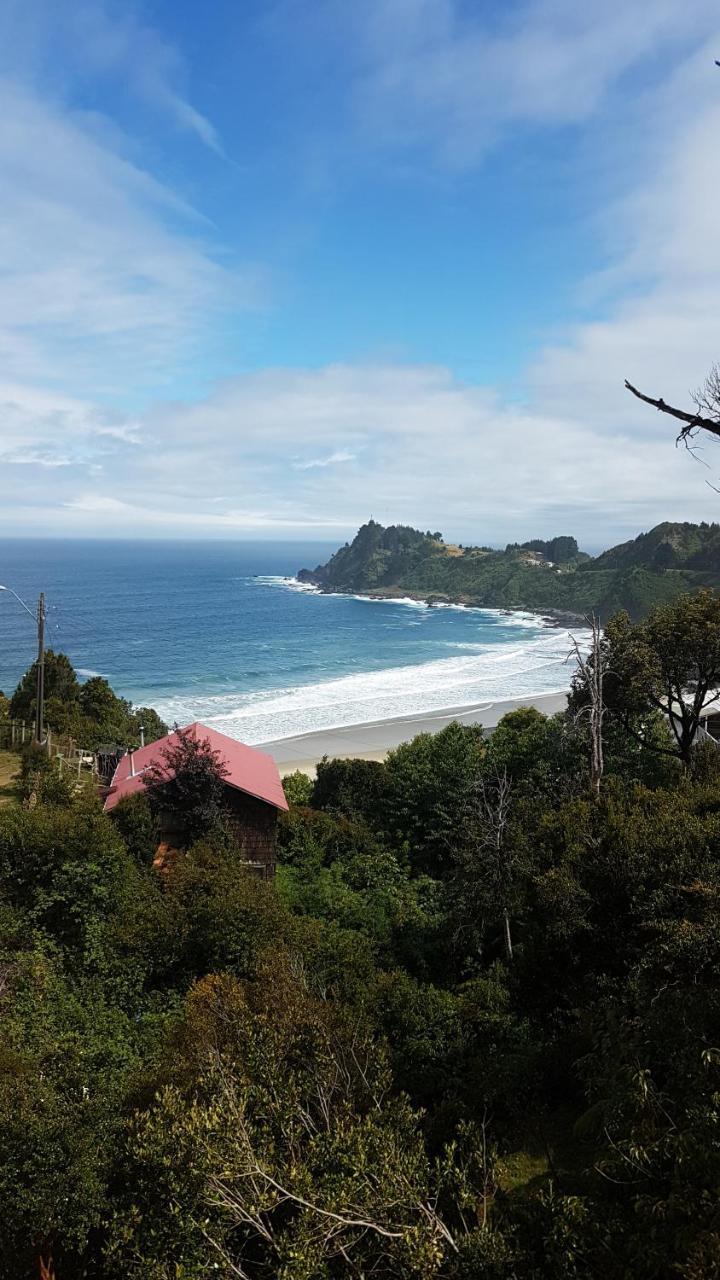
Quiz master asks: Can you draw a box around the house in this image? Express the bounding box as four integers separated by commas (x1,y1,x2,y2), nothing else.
103,722,288,878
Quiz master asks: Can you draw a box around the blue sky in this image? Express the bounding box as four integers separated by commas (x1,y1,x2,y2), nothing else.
1,0,720,545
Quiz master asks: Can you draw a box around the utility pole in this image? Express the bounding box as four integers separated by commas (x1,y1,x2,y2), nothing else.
35,592,45,745
0,584,46,744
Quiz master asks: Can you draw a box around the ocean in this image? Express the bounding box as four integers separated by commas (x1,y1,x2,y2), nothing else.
0,539,584,743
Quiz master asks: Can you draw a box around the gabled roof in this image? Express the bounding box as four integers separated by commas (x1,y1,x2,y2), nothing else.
103,722,288,813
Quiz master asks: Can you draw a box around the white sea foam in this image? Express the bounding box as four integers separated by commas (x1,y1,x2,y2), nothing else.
152,625,591,745
345,594,429,609
480,608,553,628
258,577,430,608
252,575,320,593
256,576,559,623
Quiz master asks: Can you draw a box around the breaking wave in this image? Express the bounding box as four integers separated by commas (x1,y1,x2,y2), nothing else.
153,626,587,745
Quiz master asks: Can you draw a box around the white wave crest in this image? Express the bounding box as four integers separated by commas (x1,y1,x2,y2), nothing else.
258,577,429,608
256,577,558,626
252,575,320,593
152,625,589,745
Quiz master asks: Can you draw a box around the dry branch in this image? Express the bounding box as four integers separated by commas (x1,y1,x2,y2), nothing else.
570,615,606,797
624,380,720,442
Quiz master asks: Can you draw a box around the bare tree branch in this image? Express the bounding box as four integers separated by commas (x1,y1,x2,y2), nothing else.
625,380,720,441
211,1167,410,1242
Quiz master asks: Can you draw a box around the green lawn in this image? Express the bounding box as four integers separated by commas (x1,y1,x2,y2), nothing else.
0,752,20,805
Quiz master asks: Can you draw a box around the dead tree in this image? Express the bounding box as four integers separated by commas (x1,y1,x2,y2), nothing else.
570,615,607,797
625,366,720,446
463,769,515,962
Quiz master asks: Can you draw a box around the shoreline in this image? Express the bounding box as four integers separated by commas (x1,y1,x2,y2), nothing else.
289,578,587,628
259,689,569,776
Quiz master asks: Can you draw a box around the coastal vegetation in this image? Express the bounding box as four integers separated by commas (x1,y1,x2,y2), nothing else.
6,650,167,749
1,592,720,1276
299,518,720,620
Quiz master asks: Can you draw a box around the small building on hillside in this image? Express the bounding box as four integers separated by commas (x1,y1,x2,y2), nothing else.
103,722,288,878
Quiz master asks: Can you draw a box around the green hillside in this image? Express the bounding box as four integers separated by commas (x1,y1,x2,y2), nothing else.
592,521,720,572
298,519,720,620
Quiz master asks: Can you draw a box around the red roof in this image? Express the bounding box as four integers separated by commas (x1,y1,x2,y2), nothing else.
103,722,288,813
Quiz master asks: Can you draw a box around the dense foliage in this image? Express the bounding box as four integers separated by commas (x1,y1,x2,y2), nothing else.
144,726,230,844
8,651,167,748
571,590,720,765
299,518,720,619
1,597,720,1276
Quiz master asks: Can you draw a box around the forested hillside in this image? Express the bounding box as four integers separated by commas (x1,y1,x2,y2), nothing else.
299,518,720,620
2,591,720,1277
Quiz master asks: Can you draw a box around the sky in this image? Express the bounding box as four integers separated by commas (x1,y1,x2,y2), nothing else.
1,0,720,548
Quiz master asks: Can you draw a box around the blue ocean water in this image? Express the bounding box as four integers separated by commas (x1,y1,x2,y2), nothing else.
0,540,582,743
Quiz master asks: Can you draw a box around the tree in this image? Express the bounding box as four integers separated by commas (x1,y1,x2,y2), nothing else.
312,755,388,824
482,705,584,801
588,592,720,766
9,653,167,749
110,791,158,866
626,366,720,444
0,952,139,1279
454,769,517,964
78,676,122,725
129,705,167,746
0,791,133,959
384,722,485,877
575,896,720,1275
569,615,607,796
282,769,314,807
10,651,78,724
143,727,229,845
162,844,293,981
106,968,470,1279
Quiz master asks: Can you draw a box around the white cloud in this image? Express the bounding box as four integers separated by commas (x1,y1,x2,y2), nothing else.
0,78,259,397
4,359,717,544
0,0,222,151
528,40,720,435
2,452,74,468
0,0,267,402
1,0,719,550
293,450,357,470
345,0,720,165
64,495,132,514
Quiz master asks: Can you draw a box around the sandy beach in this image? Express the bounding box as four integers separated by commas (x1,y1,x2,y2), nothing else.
260,689,569,775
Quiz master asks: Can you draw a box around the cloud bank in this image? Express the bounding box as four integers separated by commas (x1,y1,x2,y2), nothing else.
1,0,720,547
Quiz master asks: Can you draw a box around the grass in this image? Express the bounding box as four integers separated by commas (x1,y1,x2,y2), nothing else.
497,1145,552,1194
0,751,20,805
496,1106,590,1197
